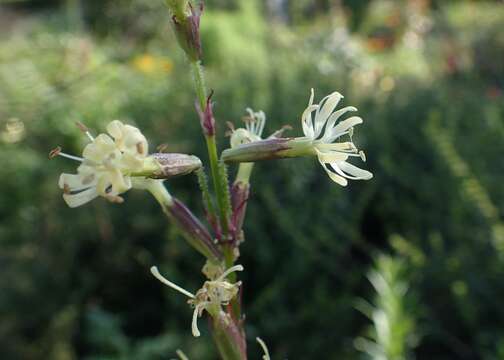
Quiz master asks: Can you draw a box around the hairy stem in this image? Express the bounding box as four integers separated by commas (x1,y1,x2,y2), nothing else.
191,61,231,238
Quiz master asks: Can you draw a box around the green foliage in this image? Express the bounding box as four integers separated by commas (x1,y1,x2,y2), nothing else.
355,254,418,360
1,1,504,359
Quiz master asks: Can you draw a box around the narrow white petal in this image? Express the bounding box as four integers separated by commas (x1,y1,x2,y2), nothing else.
315,149,349,163
301,104,318,139
338,161,374,180
316,142,356,153
257,111,266,137
59,172,97,193
59,173,83,189
324,165,348,186
327,116,363,142
63,188,99,208
321,107,358,141
308,88,315,106
314,92,343,137
317,153,348,186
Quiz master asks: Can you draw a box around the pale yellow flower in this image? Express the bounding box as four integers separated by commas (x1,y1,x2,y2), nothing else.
151,264,244,337
301,89,373,186
55,121,149,207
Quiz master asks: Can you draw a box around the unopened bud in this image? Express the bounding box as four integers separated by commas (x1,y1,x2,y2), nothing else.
168,198,222,261
196,91,216,136
167,1,203,61
230,181,250,243
152,153,202,178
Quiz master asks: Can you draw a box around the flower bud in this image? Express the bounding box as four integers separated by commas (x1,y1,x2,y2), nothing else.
230,181,249,243
151,153,202,178
166,1,203,61
168,198,222,261
196,92,216,136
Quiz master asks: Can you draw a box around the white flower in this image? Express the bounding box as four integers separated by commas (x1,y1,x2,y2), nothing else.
151,264,243,337
301,89,373,186
229,108,290,148
54,120,149,207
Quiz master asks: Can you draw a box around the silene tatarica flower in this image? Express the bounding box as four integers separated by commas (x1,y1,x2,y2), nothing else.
221,89,373,186
228,108,290,149
150,264,244,337
52,120,201,207
301,89,373,186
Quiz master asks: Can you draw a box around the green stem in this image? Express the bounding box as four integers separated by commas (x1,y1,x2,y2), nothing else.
191,61,207,109
235,163,254,184
191,61,230,238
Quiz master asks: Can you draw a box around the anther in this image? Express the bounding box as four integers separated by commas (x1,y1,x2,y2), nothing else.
359,151,367,162
157,143,169,153
136,142,145,155
76,121,95,142
63,183,71,194
49,146,62,159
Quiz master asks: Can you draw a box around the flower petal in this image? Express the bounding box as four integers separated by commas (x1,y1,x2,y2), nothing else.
316,152,348,186
322,163,348,186
106,120,124,140
316,149,349,163
301,104,318,139
314,92,343,138
338,161,373,180
59,173,96,191
326,116,363,142
62,187,99,208
322,107,358,141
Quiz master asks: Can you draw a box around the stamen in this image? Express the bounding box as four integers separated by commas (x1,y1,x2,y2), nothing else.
226,121,235,132
76,121,95,142
58,151,85,162
49,146,62,159
136,142,145,155
150,266,195,299
157,143,169,153
359,151,367,162
63,183,71,194
268,125,292,139
176,350,190,360
217,264,244,282
256,337,271,360
105,195,125,204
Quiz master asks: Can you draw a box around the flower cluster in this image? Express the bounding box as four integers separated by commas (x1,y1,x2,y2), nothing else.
54,121,149,207
150,264,244,337
229,108,290,149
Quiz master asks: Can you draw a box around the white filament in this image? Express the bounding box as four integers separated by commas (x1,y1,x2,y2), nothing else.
150,266,195,299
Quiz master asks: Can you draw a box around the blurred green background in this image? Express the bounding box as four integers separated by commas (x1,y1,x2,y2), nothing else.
1,0,504,359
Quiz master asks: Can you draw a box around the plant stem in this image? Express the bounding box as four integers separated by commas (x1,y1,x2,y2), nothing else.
190,60,230,238
189,60,245,359
191,61,208,110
